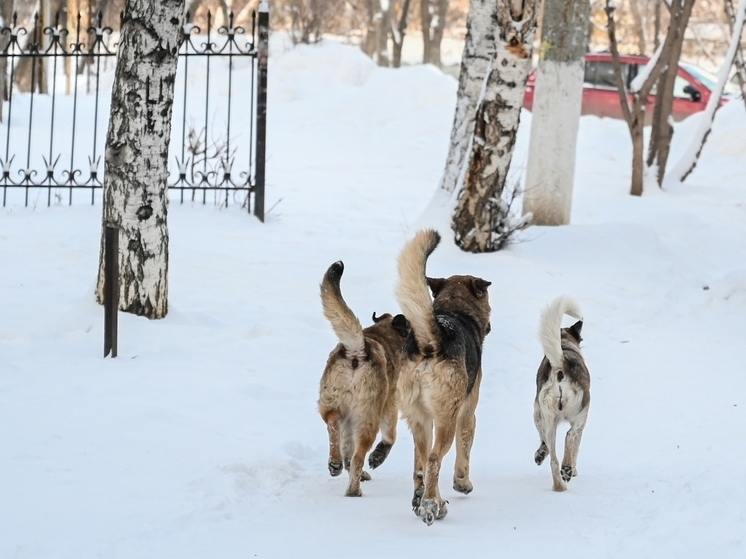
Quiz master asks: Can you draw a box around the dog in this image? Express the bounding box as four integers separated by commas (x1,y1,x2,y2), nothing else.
533,295,591,492
394,229,492,525
318,261,410,497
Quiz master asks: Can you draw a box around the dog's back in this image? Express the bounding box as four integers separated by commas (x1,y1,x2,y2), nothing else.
318,261,408,497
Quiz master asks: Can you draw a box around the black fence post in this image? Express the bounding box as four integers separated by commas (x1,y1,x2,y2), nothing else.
103,225,119,358
254,1,269,222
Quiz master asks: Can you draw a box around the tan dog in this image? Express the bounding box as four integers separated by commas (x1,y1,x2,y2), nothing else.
395,229,492,525
533,296,591,492
318,261,410,497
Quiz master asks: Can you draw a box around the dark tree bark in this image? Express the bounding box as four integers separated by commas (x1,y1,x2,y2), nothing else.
95,0,185,318
726,0,746,108
0,0,14,120
421,0,448,66
606,0,688,196
646,0,695,186
391,0,413,68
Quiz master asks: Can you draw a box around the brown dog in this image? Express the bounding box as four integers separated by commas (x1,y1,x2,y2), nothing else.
533,296,591,492
395,229,492,525
318,261,410,497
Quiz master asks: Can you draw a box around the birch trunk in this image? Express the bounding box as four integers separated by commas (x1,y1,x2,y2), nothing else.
668,0,746,183
437,0,496,194
95,0,185,319
725,0,746,108
522,0,590,226
451,0,538,253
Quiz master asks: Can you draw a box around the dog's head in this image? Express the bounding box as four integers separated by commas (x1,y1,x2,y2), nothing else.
427,275,492,338
561,320,583,346
371,311,411,341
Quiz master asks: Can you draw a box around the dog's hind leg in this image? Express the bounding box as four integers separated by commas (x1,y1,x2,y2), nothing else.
453,387,480,495
543,418,565,492
369,397,398,470
345,421,378,497
419,415,457,525
561,409,588,482
409,418,432,512
322,409,344,477
533,401,549,466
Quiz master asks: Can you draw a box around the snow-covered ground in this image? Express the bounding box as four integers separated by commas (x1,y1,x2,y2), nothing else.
2,38,745,558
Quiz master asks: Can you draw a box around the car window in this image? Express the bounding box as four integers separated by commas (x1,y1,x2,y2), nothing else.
585,60,628,89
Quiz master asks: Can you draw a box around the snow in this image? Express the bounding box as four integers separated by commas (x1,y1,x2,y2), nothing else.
2,38,746,558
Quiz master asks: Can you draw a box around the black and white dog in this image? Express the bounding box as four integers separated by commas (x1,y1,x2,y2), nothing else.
533,296,591,492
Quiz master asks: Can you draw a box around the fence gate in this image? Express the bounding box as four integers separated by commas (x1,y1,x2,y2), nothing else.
0,6,268,221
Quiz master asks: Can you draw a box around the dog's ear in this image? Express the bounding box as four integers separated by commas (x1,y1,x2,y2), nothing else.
426,277,447,298
372,312,388,323
569,320,583,342
391,314,410,337
469,278,492,298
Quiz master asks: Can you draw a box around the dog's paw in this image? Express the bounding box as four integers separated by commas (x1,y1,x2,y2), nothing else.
534,444,548,466
417,499,448,526
360,470,372,482
552,480,567,492
411,486,424,511
453,475,473,495
344,486,363,497
328,460,343,477
368,441,393,470
561,464,574,482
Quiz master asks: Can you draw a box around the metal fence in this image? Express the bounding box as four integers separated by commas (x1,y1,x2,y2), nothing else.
0,7,268,220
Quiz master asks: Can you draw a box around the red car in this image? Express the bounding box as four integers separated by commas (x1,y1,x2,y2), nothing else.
523,52,736,121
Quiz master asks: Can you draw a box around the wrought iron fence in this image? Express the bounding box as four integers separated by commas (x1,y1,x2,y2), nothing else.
0,7,268,220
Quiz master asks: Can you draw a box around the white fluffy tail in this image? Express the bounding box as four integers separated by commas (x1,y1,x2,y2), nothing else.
538,296,583,369
395,229,441,353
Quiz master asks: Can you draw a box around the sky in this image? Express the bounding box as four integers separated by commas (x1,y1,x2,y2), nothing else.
1,35,745,558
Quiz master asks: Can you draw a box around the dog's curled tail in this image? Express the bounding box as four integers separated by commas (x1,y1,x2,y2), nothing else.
320,261,365,356
395,229,441,354
538,295,583,369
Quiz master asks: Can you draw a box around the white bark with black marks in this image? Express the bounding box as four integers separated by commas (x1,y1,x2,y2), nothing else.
438,0,496,195
95,0,185,319
451,0,538,253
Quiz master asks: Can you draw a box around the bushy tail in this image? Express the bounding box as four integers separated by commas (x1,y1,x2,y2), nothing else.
395,229,441,353
320,261,365,356
538,296,583,369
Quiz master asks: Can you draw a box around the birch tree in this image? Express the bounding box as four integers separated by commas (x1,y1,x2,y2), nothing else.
522,0,590,226
95,0,185,319
451,0,538,253
437,0,497,196
668,0,746,182
725,0,746,106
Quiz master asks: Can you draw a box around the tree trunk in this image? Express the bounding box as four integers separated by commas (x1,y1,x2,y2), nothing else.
726,0,746,108
451,0,538,253
523,0,590,226
438,0,496,194
391,0,413,68
668,0,746,183
0,0,13,121
421,0,433,64
95,0,185,319
646,0,695,186
375,1,392,67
